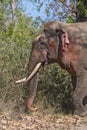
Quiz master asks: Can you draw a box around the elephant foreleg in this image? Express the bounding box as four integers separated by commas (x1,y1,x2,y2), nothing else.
73,71,87,116
71,76,77,91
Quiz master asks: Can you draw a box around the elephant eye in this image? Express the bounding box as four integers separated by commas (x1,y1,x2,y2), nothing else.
39,42,44,45
39,42,47,48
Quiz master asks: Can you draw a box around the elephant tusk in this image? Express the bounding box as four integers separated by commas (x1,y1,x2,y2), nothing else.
16,63,42,83
16,77,27,83
26,63,41,81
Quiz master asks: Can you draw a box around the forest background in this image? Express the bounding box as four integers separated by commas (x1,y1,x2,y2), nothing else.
0,0,87,114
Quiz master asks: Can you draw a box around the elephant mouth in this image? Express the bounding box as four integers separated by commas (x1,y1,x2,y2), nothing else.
42,60,48,71
42,51,50,70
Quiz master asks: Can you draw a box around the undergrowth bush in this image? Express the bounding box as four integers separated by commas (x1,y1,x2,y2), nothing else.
36,64,73,114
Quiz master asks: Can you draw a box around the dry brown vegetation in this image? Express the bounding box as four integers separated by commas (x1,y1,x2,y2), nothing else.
0,109,87,130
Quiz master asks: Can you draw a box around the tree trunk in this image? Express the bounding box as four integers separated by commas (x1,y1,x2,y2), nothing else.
10,0,18,28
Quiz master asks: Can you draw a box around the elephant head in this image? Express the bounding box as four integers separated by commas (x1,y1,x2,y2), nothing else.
16,29,60,111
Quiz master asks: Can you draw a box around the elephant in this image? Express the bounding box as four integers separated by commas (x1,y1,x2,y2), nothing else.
16,21,87,116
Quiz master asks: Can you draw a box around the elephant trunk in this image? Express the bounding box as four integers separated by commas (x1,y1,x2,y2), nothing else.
27,73,39,111
16,50,41,111
26,52,40,111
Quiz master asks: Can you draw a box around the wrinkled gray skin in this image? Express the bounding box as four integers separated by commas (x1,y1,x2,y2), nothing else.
25,21,87,116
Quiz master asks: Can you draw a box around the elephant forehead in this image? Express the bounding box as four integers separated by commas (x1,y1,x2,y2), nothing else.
35,35,41,41
44,21,63,30
39,36,48,43
32,35,42,45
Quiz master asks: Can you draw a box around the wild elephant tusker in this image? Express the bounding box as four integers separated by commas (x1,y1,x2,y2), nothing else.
16,21,87,116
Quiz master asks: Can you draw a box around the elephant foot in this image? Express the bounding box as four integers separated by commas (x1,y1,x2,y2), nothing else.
74,110,87,117
26,96,38,112
28,107,38,111
25,105,38,113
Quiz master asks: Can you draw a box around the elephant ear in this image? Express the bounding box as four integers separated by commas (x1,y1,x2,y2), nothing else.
56,28,70,52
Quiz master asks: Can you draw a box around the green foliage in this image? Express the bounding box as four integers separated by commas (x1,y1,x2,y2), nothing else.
0,3,40,109
76,0,87,21
77,0,87,16
67,16,75,23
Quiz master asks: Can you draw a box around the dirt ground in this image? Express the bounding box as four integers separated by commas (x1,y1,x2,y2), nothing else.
0,110,87,130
